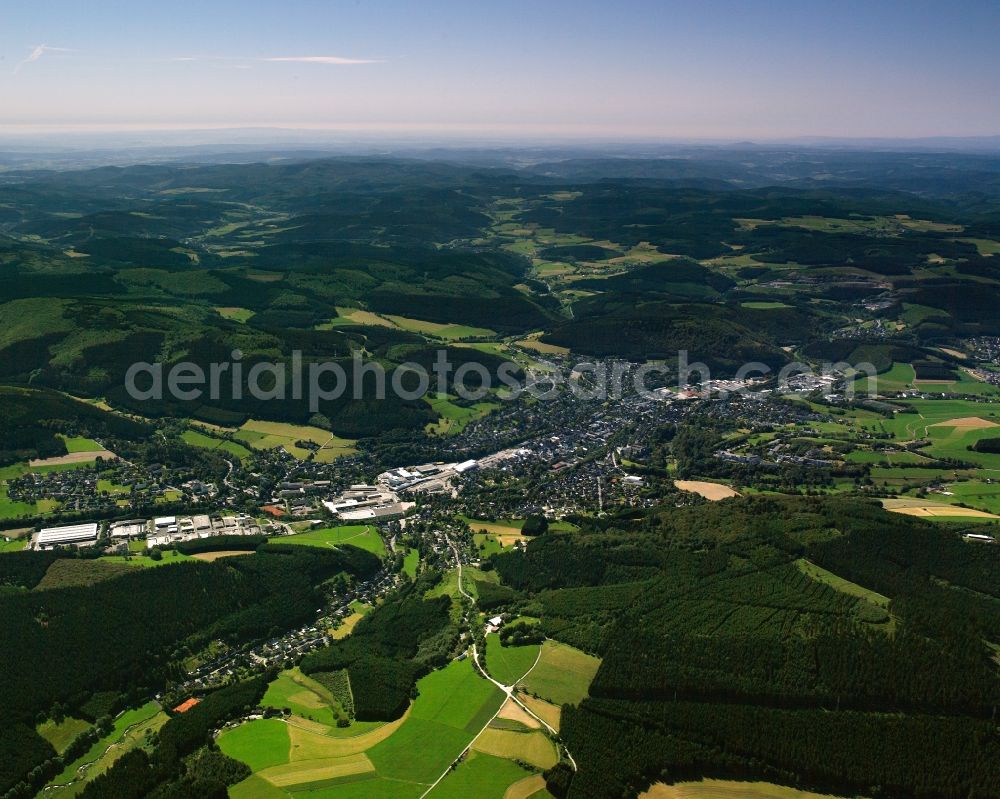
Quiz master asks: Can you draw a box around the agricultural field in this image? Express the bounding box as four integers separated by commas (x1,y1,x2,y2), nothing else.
514,333,571,356
214,306,256,323
332,604,370,640
181,428,253,460
464,517,525,536
958,237,1000,256
857,362,999,396
223,658,511,798
858,399,1000,466
229,419,357,461
640,780,861,799
37,716,92,755
516,641,601,707
515,694,562,733
189,550,252,561
425,395,500,435
485,634,540,686
474,533,506,558
881,497,1000,521
323,306,497,340
57,435,105,453
464,517,578,539
273,524,386,557
674,480,740,501
426,751,535,799
322,306,398,329
472,727,559,769
930,479,1000,515
385,314,496,340
262,669,347,728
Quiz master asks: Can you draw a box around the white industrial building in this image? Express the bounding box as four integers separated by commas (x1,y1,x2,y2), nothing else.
37,522,99,549
338,502,412,522
110,520,147,540
154,516,178,535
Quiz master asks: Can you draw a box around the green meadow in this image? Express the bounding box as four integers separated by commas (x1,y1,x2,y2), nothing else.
516,641,600,707
222,658,507,798
181,428,253,460
273,525,386,557
485,634,540,686
427,751,533,799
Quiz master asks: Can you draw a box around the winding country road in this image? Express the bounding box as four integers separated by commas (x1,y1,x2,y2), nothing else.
415,537,576,799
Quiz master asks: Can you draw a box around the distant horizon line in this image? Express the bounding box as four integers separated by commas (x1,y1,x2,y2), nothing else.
1,123,1000,146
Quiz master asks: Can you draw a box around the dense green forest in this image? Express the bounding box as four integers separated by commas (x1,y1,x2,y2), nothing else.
489,496,1000,798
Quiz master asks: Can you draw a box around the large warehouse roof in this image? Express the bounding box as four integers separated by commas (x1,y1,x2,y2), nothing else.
37,523,99,546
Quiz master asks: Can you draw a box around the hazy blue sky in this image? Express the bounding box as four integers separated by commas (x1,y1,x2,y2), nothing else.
2,0,999,139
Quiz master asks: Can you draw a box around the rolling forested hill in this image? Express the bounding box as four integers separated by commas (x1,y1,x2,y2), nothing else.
1,154,1000,441
488,496,1000,799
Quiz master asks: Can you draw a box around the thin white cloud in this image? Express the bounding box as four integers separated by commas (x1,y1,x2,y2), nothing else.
167,54,382,67
264,55,382,65
14,44,73,73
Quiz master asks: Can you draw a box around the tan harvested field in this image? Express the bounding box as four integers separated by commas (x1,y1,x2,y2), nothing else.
286,706,409,758
332,611,365,640
515,334,570,356
640,779,862,799
497,697,541,729
334,307,397,328
938,347,968,359
928,416,999,430
674,480,740,500
287,689,326,710
496,533,529,547
285,715,330,735
383,314,495,339
472,728,559,769
896,216,964,233
468,520,524,536
190,551,253,561
29,450,115,466
889,505,1000,519
505,774,548,799
882,498,1000,519
515,692,561,732
259,753,374,787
